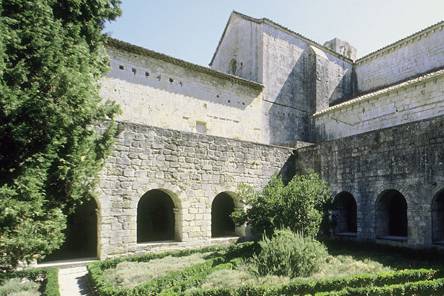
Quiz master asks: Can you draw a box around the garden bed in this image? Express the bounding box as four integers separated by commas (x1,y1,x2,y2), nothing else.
87,241,444,295
0,268,59,296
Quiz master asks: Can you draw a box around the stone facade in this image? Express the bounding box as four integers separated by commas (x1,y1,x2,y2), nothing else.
96,123,292,258
296,115,444,248
77,11,444,259
355,21,444,93
314,69,444,141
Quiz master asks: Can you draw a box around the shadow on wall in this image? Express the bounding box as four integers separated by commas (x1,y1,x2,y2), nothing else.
267,46,352,145
279,152,297,185
267,49,313,145
108,53,259,111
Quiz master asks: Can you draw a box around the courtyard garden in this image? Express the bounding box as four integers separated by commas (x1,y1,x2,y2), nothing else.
84,173,444,295
87,239,444,295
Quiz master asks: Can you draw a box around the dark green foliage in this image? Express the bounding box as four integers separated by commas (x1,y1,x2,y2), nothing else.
251,229,328,278
0,267,60,296
0,0,121,270
232,171,331,238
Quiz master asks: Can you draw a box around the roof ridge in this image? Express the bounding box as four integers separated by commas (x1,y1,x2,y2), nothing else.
356,20,444,64
106,38,263,91
313,68,444,117
209,11,354,65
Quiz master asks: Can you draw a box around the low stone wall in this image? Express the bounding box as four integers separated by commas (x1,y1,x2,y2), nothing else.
96,122,293,258
296,115,444,248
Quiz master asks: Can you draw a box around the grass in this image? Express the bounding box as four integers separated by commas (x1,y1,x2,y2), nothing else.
102,252,211,288
0,277,41,296
188,247,394,291
311,254,392,279
94,240,444,295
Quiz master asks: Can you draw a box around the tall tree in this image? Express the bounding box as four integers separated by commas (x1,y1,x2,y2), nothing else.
0,0,121,270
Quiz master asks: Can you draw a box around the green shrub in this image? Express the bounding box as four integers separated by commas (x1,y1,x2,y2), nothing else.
251,229,328,278
233,171,331,238
316,277,444,295
0,278,40,296
0,268,59,296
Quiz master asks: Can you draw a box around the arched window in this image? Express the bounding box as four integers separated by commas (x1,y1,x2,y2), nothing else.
229,58,237,75
432,189,444,244
137,189,176,243
211,192,236,237
44,198,98,261
333,192,357,235
376,190,408,239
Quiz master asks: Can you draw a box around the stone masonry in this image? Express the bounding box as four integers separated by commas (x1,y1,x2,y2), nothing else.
96,123,292,258
67,11,444,259
296,115,444,248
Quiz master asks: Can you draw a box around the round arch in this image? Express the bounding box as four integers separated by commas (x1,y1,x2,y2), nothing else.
211,192,239,238
43,197,98,261
333,191,357,234
375,189,408,239
137,189,179,243
432,188,444,243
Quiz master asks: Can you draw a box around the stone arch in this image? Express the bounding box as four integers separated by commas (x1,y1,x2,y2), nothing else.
333,191,357,234
137,189,181,243
432,188,444,243
43,197,98,261
375,189,408,239
211,192,241,237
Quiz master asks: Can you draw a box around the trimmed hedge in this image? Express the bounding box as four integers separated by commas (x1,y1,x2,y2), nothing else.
316,277,444,295
88,242,442,296
0,267,59,296
186,268,438,296
88,242,256,296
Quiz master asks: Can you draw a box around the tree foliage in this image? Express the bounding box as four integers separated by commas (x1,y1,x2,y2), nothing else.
0,0,121,270
233,171,331,238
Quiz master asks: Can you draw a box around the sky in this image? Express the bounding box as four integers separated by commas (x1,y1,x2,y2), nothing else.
105,0,444,66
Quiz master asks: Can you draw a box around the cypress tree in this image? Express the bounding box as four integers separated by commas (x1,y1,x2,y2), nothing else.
0,0,121,270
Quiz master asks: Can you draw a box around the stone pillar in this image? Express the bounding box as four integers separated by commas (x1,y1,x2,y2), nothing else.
174,208,182,242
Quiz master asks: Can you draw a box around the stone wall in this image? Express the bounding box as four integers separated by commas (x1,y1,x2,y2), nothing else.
261,22,353,144
102,42,267,144
313,70,444,141
355,21,444,93
296,116,444,248
210,13,262,83
96,122,293,258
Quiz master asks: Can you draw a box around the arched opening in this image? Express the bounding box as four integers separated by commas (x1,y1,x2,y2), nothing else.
333,192,357,235
43,198,98,261
137,189,176,243
432,189,444,244
211,192,236,237
376,190,408,239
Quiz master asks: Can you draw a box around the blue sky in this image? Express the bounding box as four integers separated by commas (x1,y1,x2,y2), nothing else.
105,0,444,66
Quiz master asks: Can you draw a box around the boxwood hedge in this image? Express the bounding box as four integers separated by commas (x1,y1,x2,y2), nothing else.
87,242,442,296
0,267,59,296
